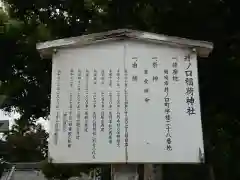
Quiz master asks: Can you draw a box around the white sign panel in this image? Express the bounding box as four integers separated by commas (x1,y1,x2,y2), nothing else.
49,41,204,163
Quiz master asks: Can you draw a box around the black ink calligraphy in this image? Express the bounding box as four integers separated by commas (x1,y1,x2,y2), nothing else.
124,69,129,147
184,54,196,116
116,69,121,147
68,68,74,148
84,69,89,132
92,92,97,159
76,69,81,140
54,70,61,145
132,57,138,68
152,57,159,68
172,57,179,82
108,69,113,144
164,69,172,151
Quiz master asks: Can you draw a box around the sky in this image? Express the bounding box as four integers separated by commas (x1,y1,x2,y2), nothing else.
0,1,7,12
0,1,3,8
0,110,50,131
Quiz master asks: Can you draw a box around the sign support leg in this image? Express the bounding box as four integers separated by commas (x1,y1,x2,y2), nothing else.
111,164,163,180
111,164,139,180
143,164,163,180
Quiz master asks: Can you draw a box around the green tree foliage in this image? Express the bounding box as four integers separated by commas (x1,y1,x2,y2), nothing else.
0,161,7,178
1,0,240,179
0,141,7,177
40,160,106,180
0,6,52,121
4,123,48,162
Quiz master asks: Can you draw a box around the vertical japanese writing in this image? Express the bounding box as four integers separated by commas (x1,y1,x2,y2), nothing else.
132,57,138,68
62,112,67,132
116,69,121,148
172,57,179,82
151,57,159,101
54,69,61,145
76,69,81,140
144,57,160,103
124,69,129,147
68,68,74,148
109,69,112,88
132,57,138,82
92,110,96,159
132,75,138,82
164,69,172,151
100,70,105,85
108,69,113,144
152,75,158,83
100,92,105,132
84,69,89,132
152,57,159,68
100,70,105,132
152,57,159,82
92,70,97,159
93,69,97,85
144,68,150,103
184,54,196,116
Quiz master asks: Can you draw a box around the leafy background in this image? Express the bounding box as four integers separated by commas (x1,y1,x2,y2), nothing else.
1,0,240,179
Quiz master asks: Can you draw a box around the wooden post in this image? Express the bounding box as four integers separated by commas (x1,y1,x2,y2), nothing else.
111,164,138,180
143,164,163,180
110,164,163,180
209,165,215,180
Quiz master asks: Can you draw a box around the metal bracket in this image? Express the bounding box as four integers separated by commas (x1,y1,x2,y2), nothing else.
192,48,197,53
53,48,58,54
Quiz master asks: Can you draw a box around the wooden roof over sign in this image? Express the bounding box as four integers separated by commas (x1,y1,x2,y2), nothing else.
37,29,213,58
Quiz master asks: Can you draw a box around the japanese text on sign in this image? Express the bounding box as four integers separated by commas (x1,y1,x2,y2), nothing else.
54,70,61,145
92,70,97,159
144,68,150,102
172,57,179,82
100,70,105,132
68,69,74,148
76,69,81,140
48,42,206,164
164,69,172,151
116,69,121,147
184,55,196,116
124,69,129,148
108,69,113,144
100,91,105,132
84,69,89,132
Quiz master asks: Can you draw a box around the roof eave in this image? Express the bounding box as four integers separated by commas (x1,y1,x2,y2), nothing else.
37,29,213,58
